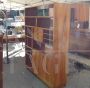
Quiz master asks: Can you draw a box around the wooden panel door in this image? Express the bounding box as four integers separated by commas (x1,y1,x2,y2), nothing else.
37,51,55,88
32,50,43,75
69,4,90,57
44,53,55,88
32,50,39,74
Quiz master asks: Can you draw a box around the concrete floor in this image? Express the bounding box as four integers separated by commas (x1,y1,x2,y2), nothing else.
3,57,48,88
3,43,90,88
3,43,48,88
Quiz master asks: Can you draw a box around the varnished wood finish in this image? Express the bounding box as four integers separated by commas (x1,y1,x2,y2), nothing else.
25,16,53,18
53,4,70,87
25,3,70,88
69,3,90,57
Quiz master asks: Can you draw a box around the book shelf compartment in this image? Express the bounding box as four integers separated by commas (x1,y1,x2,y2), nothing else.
25,5,54,17
26,36,33,48
25,27,33,38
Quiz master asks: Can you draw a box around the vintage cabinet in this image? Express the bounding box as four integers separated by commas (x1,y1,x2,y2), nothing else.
69,3,90,57
25,3,70,88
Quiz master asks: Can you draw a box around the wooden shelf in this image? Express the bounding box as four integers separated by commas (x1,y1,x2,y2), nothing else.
25,45,32,49
43,33,53,35
26,35,32,39
78,29,90,33
25,25,35,28
25,25,54,30
25,16,53,18
43,38,53,41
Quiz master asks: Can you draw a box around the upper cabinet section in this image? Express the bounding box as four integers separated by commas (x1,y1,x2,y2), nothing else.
25,7,37,16
70,4,89,30
25,4,54,16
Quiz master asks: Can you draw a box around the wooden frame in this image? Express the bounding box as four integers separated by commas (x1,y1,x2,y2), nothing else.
25,3,70,88
69,3,90,57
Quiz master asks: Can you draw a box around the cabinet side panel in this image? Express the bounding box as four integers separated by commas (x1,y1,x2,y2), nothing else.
53,3,70,88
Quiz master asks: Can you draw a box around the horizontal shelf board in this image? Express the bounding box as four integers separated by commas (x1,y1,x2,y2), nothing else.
43,33,53,35
25,16,53,18
45,44,53,49
25,45,32,49
26,35,33,38
43,38,53,41
25,25,54,30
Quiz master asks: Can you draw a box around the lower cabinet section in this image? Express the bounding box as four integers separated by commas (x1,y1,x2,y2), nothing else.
26,49,67,88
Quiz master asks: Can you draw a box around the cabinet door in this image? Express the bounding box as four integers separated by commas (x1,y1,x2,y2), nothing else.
44,53,55,87
38,52,44,78
32,50,38,74
32,50,42,75
38,51,55,87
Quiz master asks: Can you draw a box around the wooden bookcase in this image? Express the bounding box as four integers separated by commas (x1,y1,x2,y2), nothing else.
25,3,70,88
69,3,90,57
